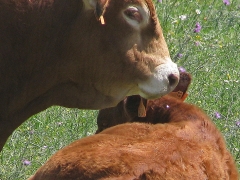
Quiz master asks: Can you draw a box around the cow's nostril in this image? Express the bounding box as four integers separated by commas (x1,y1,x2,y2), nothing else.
168,73,179,87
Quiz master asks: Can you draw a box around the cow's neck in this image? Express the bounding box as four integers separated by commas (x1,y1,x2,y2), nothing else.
0,1,86,150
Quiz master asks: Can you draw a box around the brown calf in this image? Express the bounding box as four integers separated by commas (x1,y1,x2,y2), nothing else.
96,69,191,133
29,72,239,179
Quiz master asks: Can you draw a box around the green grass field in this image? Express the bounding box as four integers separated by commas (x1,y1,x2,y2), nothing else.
0,0,239,179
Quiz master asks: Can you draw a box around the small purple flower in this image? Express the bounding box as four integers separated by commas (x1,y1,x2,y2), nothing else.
196,22,201,28
166,105,170,109
29,130,34,135
214,112,221,119
22,160,31,166
178,66,186,73
158,0,162,3
177,53,183,58
236,121,240,127
223,0,230,5
195,41,200,46
194,22,201,33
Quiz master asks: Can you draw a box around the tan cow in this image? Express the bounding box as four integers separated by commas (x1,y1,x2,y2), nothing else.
0,0,179,150
28,96,239,180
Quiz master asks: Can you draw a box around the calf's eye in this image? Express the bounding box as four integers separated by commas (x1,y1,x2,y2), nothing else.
124,7,142,23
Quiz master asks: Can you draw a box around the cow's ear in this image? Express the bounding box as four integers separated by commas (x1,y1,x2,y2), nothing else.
83,0,109,24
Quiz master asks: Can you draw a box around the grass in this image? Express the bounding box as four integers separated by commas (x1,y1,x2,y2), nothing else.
0,0,239,179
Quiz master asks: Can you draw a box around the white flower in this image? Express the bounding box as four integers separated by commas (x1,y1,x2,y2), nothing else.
87,132,93,136
179,15,187,20
196,9,201,14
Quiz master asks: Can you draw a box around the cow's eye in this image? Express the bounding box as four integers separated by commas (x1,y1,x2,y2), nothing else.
124,7,142,23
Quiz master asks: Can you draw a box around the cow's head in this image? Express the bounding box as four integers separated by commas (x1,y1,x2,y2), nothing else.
68,0,179,108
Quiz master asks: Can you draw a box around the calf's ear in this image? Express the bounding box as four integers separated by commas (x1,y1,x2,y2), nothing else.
83,0,109,24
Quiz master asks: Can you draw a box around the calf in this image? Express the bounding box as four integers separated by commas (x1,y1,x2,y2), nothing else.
29,73,239,179
0,0,179,150
96,69,192,133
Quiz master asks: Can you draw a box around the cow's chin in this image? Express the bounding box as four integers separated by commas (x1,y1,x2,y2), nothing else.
137,62,179,99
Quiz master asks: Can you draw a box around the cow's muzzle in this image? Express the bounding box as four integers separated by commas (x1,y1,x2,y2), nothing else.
138,59,179,99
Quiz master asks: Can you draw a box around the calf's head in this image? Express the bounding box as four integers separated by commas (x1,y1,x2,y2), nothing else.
70,0,179,108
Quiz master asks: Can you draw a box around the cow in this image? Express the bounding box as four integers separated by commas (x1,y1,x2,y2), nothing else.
96,68,192,133
0,0,179,151
28,73,239,180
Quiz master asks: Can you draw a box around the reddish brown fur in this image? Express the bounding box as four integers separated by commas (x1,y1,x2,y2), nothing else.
0,0,179,150
29,96,239,179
